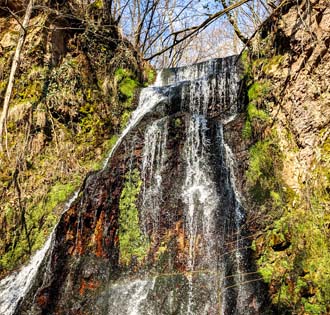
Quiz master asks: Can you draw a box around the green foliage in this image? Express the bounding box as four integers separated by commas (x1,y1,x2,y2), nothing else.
120,110,132,130
248,82,269,102
0,11,147,277
119,77,138,99
240,49,253,82
262,55,285,75
78,102,104,143
147,68,156,84
115,68,139,100
174,118,182,128
89,135,119,171
28,181,77,243
91,0,103,9
251,136,330,313
242,120,252,139
246,137,283,203
144,67,156,86
242,80,271,140
0,181,77,271
119,168,149,265
244,18,330,313
247,102,269,122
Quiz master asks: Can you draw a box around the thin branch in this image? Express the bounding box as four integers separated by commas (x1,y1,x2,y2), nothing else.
0,0,34,150
0,6,26,32
220,0,249,44
146,0,252,61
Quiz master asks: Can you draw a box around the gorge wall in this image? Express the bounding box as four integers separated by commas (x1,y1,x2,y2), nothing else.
0,0,150,276
243,0,330,313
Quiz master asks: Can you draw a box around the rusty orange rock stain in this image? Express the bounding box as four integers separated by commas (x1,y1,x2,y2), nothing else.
75,233,84,255
36,293,48,307
79,279,100,296
94,211,105,257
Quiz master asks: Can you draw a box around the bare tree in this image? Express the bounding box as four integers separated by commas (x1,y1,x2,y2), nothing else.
220,0,249,44
145,0,252,61
0,0,34,151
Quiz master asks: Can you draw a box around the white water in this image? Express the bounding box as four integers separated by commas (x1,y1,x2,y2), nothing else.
182,93,219,315
103,87,167,169
107,278,156,315
0,237,51,315
155,57,238,87
128,57,243,314
0,191,79,315
2,57,258,315
223,133,247,310
141,117,168,235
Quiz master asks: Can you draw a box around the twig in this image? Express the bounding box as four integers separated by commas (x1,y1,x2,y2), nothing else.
146,0,252,61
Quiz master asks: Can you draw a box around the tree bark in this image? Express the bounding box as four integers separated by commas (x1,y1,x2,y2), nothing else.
0,0,34,151
220,0,249,45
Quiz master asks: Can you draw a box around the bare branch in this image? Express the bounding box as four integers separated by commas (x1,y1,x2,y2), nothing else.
0,6,26,32
220,0,249,44
0,0,34,150
146,0,252,61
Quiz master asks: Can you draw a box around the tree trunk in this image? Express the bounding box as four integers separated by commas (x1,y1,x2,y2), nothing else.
0,0,34,151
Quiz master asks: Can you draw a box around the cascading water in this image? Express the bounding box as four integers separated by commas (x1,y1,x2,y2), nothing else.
0,57,264,315
0,192,79,315
141,117,168,235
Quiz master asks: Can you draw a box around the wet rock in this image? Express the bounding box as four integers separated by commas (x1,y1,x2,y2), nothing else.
13,57,263,315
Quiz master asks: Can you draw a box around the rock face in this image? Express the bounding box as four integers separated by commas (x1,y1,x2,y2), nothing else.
243,0,330,313
0,1,147,277
4,57,265,315
251,0,330,188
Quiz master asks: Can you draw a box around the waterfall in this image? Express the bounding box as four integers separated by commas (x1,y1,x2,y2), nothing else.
102,87,167,168
1,56,263,315
141,117,168,235
0,192,79,315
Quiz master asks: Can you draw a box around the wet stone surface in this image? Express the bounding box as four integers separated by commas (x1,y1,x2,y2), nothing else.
8,56,265,315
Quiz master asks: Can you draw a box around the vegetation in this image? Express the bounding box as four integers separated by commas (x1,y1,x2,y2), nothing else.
243,9,330,312
0,8,143,276
119,168,149,266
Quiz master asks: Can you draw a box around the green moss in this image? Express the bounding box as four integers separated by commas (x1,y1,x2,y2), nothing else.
244,19,330,314
0,180,78,272
303,301,326,314
241,49,252,81
0,13,148,277
44,182,77,212
246,137,284,204
29,181,77,238
78,102,104,143
242,120,252,139
263,55,285,74
115,68,139,100
259,264,273,283
248,81,270,102
119,168,149,265
253,144,330,312
119,77,138,99
120,110,132,130
91,0,103,9
146,68,156,84
247,102,269,122
174,118,182,128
